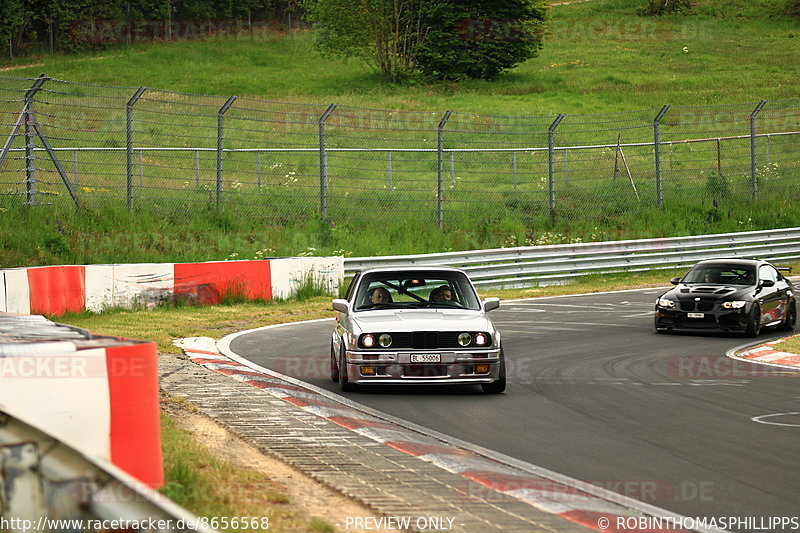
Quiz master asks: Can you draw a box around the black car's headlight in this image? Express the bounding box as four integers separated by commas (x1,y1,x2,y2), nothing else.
722,300,747,309
658,298,675,308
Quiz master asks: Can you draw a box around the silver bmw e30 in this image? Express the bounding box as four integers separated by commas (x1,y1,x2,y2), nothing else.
330,266,506,393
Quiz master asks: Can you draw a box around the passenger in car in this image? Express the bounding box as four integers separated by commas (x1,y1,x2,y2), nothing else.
429,285,454,302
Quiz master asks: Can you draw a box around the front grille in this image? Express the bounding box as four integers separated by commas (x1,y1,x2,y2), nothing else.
679,301,716,312
404,364,448,377
365,331,486,349
698,301,715,312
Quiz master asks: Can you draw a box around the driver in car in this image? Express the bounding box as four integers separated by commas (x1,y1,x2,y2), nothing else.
370,287,392,304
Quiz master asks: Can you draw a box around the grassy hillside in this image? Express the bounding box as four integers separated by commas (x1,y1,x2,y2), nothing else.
1,0,799,267
2,0,798,114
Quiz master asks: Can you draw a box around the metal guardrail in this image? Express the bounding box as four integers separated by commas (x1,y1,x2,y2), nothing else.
344,227,800,289
0,314,217,532
0,409,217,533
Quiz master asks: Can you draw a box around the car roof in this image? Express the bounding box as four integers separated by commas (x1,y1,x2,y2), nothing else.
693,258,765,267
358,266,467,275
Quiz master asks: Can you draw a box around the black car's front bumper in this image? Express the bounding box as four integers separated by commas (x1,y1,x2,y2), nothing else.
654,306,750,332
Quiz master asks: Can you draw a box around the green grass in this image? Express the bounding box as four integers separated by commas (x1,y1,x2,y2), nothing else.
1,0,799,267
775,334,800,354
2,0,799,114
160,396,335,533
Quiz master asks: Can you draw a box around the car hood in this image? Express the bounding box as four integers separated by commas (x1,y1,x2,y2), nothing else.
352,309,493,332
664,283,754,300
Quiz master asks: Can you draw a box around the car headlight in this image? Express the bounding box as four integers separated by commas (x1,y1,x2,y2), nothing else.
474,332,489,346
458,332,472,346
378,333,392,347
360,334,376,348
658,298,675,308
722,300,747,309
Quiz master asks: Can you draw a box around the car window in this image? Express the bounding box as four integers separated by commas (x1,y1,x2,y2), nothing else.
759,265,778,283
355,272,481,310
683,265,755,285
344,273,360,302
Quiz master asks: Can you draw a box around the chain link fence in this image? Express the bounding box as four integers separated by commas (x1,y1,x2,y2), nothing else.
1,74,798,229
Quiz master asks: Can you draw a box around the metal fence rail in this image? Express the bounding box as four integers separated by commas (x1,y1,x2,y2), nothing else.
344,227,800,288
0,409,217,533
1,75,799,229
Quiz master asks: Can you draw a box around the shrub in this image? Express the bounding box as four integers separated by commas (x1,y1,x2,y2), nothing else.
639,0,693,16
416,0,548,81
787,0,800,19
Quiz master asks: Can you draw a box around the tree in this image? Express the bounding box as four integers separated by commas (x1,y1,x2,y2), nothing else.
416,0,548,81
0,0,24,59
303,0,428,80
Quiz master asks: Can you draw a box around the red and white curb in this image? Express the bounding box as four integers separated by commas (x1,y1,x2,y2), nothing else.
174,334,713,533
731,335,800,370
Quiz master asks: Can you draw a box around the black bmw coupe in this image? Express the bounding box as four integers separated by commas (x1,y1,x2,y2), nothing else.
654,258,796,336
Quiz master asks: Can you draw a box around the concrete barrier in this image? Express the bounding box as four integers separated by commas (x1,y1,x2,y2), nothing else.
1,257,344,316
0,314,163,488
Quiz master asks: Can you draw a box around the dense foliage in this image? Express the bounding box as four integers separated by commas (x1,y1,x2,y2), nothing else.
639,0,693,15
417,0,547,80
787,0,800,19
302,0,427,80
304,0,548,81
2,0,304,57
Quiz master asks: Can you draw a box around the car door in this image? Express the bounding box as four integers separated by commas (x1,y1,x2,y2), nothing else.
757,265,783,324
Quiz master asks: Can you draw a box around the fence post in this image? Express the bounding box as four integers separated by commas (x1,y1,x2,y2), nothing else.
548,114,565,211
217,95,238,207
750,100,767,200
513,151,517,190
653,105,670,207
319,103,337,219
437,110,453,229
126,87,146,210
23,75,48,206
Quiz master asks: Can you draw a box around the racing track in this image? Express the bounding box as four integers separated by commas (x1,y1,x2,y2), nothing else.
228,288,800,529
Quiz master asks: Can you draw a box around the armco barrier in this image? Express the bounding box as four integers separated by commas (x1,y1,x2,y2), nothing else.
1,406,217,533
1,257,344,316
344,227,800,288
0,314,163,488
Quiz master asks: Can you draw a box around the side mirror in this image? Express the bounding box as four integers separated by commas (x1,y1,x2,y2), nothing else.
670,277,682,285
483,297,500,312
332,299,350,314
760,279,775,288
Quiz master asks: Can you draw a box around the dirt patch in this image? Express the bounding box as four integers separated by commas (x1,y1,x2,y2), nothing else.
165,401,397,533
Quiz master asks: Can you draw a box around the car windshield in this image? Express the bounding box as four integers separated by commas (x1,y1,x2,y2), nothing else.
682,265,755,285
354,271,481,311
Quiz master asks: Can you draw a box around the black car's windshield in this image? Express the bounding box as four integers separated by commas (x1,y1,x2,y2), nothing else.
682,265,755,285
354,271,481,311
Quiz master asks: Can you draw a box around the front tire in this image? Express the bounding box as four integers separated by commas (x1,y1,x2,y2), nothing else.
745,303,762,337
780,300,797,332
339,346,356,392
481,347,506,394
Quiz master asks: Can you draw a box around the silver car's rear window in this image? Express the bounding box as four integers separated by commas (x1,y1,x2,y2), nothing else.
354,272,481,311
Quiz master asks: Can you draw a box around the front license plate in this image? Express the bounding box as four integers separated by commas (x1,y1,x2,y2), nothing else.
411,353,441,363
687,312,704,318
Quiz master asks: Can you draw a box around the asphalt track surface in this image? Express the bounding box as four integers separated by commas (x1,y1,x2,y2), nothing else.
230,287,800,527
